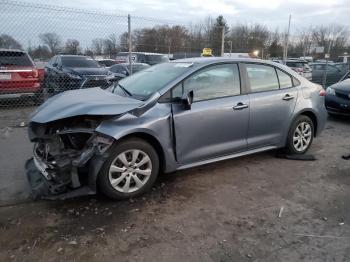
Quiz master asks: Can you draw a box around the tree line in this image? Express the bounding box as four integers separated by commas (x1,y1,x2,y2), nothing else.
1,15,349,60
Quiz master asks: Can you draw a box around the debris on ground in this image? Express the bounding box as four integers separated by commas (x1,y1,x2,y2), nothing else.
278,206,284,218
341,154,350,160
276,154,316,161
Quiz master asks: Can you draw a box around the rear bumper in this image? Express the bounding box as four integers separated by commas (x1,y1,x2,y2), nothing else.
0,92,36,99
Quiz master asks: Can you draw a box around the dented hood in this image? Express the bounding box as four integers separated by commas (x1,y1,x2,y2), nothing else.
31,87,144,123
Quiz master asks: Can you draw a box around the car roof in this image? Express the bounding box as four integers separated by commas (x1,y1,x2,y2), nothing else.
286,59,308,63
0,48,26,53
172,57,267,65
118,52,166,55
97,59,115,61
58,55,89,58
118,62,150,66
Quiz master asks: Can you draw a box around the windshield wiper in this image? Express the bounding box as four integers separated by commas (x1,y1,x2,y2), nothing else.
118,83,132,97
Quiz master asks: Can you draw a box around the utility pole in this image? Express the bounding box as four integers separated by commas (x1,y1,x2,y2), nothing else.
221,26,225,57
283,14,291,64
322,40,332,88
128,14,132,75
227,40,232,57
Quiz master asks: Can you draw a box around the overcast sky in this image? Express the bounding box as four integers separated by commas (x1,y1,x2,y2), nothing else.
1,0,350,48
19,0,350,28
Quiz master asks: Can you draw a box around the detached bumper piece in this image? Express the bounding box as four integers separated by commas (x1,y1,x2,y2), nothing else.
25,158,95,200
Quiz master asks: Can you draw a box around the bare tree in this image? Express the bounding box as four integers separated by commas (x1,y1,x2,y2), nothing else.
91,38,104,55
119,32,129,52
103,34,118,58
64,39,80,55
311,24,349,57
39,32,61,55
0,34,22,49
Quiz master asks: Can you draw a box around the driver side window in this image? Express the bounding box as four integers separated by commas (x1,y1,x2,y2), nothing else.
172,64,241,102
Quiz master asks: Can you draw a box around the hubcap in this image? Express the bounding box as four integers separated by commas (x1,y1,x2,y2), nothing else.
108,149,152,193
293,122,312,152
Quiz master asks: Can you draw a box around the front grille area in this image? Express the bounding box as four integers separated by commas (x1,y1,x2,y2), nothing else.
82,79,108,88
335,91,350,100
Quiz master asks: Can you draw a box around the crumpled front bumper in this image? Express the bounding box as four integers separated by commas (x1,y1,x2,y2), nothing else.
25,134,114,200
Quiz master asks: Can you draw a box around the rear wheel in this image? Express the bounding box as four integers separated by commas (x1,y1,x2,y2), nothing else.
98,138,159,200
285,115,314,154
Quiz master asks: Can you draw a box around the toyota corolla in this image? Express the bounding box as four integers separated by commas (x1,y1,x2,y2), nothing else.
27,58,327,200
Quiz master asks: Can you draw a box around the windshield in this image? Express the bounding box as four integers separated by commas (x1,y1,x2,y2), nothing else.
112,62,192,100
146,55,169,63
0,51,33,67
62,57,100,68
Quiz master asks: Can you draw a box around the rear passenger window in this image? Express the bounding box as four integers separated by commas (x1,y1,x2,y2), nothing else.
246,64,279,93
276,69,293,89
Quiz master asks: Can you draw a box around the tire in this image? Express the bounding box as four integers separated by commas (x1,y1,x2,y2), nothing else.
98,138,159,200
285,115,314,154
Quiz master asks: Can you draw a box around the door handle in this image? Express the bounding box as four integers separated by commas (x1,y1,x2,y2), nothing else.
282,94,295,101
233,102,248,110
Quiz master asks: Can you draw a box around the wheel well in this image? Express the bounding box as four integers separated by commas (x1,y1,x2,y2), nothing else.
300,111,318,137
120,133,166,172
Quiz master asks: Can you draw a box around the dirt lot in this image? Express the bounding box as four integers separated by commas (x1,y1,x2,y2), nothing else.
0,110,350,262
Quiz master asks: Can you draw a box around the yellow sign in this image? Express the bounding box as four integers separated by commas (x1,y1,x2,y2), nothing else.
202,48,212,56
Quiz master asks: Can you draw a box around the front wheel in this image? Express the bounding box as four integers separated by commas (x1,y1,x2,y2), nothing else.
285,115,314,154
98,138,159,200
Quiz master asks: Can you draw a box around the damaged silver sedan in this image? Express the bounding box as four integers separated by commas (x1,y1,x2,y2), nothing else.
27,58,327,199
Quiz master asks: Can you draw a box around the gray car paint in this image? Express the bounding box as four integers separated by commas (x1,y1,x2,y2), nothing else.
30,87,143,123
30,58,327,175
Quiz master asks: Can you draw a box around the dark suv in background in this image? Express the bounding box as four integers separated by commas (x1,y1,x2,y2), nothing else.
115,52,169,65
44,55,115,95
0,49,42,101
109,63,150,78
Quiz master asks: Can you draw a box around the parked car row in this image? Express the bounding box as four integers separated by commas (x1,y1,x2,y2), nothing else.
0,50,168,101
43,53,168,95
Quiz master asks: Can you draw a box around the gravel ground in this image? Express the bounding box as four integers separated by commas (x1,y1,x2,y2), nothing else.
0,110,349,262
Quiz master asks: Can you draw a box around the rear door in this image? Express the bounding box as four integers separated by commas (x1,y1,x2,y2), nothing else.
172,63,250,165
243,63,298,149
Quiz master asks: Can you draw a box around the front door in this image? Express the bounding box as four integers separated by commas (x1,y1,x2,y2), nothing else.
171,63,250,165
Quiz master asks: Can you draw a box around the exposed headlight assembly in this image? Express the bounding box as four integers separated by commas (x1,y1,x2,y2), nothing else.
326,87,335,95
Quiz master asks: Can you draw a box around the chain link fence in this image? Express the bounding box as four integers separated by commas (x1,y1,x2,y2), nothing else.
1,0,349,128
0,1,204,114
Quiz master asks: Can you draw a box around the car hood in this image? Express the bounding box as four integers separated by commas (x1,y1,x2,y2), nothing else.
331,79,350,93
30,87,144,123
65,67,109,76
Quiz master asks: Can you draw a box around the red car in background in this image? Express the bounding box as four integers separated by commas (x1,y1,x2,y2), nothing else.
0,49,42,102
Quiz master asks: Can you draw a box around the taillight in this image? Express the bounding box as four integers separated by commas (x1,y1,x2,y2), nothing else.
18,69,38,78
319,90,326,96
32,69,38,78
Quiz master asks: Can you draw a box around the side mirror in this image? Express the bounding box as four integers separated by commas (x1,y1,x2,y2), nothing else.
181,90,193,110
